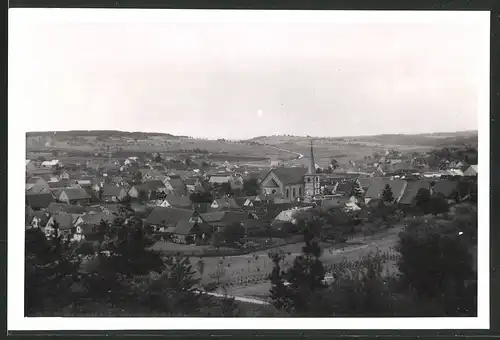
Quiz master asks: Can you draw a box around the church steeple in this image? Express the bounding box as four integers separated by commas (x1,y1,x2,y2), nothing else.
308,140,316,174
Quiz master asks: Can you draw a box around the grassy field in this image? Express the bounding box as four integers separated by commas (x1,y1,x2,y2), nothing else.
27,130,477,166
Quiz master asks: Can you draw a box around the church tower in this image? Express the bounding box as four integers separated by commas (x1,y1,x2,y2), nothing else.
304,140,320,198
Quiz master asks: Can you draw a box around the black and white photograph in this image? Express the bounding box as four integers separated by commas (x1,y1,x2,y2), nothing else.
8,8,489,330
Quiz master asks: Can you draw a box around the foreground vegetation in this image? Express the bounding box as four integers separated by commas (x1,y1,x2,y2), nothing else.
267,203,477,317
25,194,477,317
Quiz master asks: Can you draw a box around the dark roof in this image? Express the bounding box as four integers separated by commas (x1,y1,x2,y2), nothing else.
165,194,192,208
25,205,34,224
61,188,91,200
357,178,372,189
201,211,249,227
247,170,268,179
26,193,54,210
335,181,354,193
244,218,269,229
51,213,80,230
79,223,98,236
144,180,166,191
101,204,121,214
184,178,198,186
168,177,186,190
267,167,308,186
81,212,117,225
102,185,125,197
46,203,87,215
321,197,350,209
144,207,196,226
173,220,194,235
29,211,50,225
84,187,100,201
212,198,241,210
27,176,47,185
86,205,104,213
234,197,251,207
48,179,70,188
433,180,459,198
365,179,407,201
399,180,432,205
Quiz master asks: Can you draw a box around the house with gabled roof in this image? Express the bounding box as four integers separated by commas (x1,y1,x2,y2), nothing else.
260,167,307,202
144,208,208,243
156,194,193,209
80,212,117,226
210,197,241,211
128,180,168,200
46,202,88,215
464,165,478,177
27,211,50,229
26,176,50,194
145,207,198,228
201,211,252,232
101,185,128,202
165,176,186,196
44,213,84,239
58,188,91,205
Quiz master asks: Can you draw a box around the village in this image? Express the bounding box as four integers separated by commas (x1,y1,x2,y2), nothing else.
24,132,479,310
26,135,478,242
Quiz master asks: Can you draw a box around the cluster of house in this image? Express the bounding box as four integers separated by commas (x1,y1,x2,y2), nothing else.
338,149,476,177
25,144,478,245
259,142,478,207
25,155,271,242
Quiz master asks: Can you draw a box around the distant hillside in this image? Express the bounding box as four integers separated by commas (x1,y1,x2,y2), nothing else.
247,131,478,148
26,130,185,139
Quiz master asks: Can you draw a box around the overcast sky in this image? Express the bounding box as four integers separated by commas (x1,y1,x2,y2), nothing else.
9,10,488,139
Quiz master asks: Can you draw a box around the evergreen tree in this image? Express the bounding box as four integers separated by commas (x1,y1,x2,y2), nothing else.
382,184,394,203
330,159,339,170
269,215,327,315
415,188,431,208
25,223,81,315
349,180,364,199
396,218,476,316
268,249,291,311
243,178,260,196
428,194,450,216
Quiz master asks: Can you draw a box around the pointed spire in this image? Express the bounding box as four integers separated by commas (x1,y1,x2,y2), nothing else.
308,139,316,174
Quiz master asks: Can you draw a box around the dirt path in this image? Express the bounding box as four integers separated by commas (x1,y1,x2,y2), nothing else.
265,145,304,160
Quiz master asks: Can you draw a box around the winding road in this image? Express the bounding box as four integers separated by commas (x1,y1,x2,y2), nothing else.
266,145,304,160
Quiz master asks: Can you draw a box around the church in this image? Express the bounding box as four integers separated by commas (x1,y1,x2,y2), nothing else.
259,140,322,202
303,140,322,199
